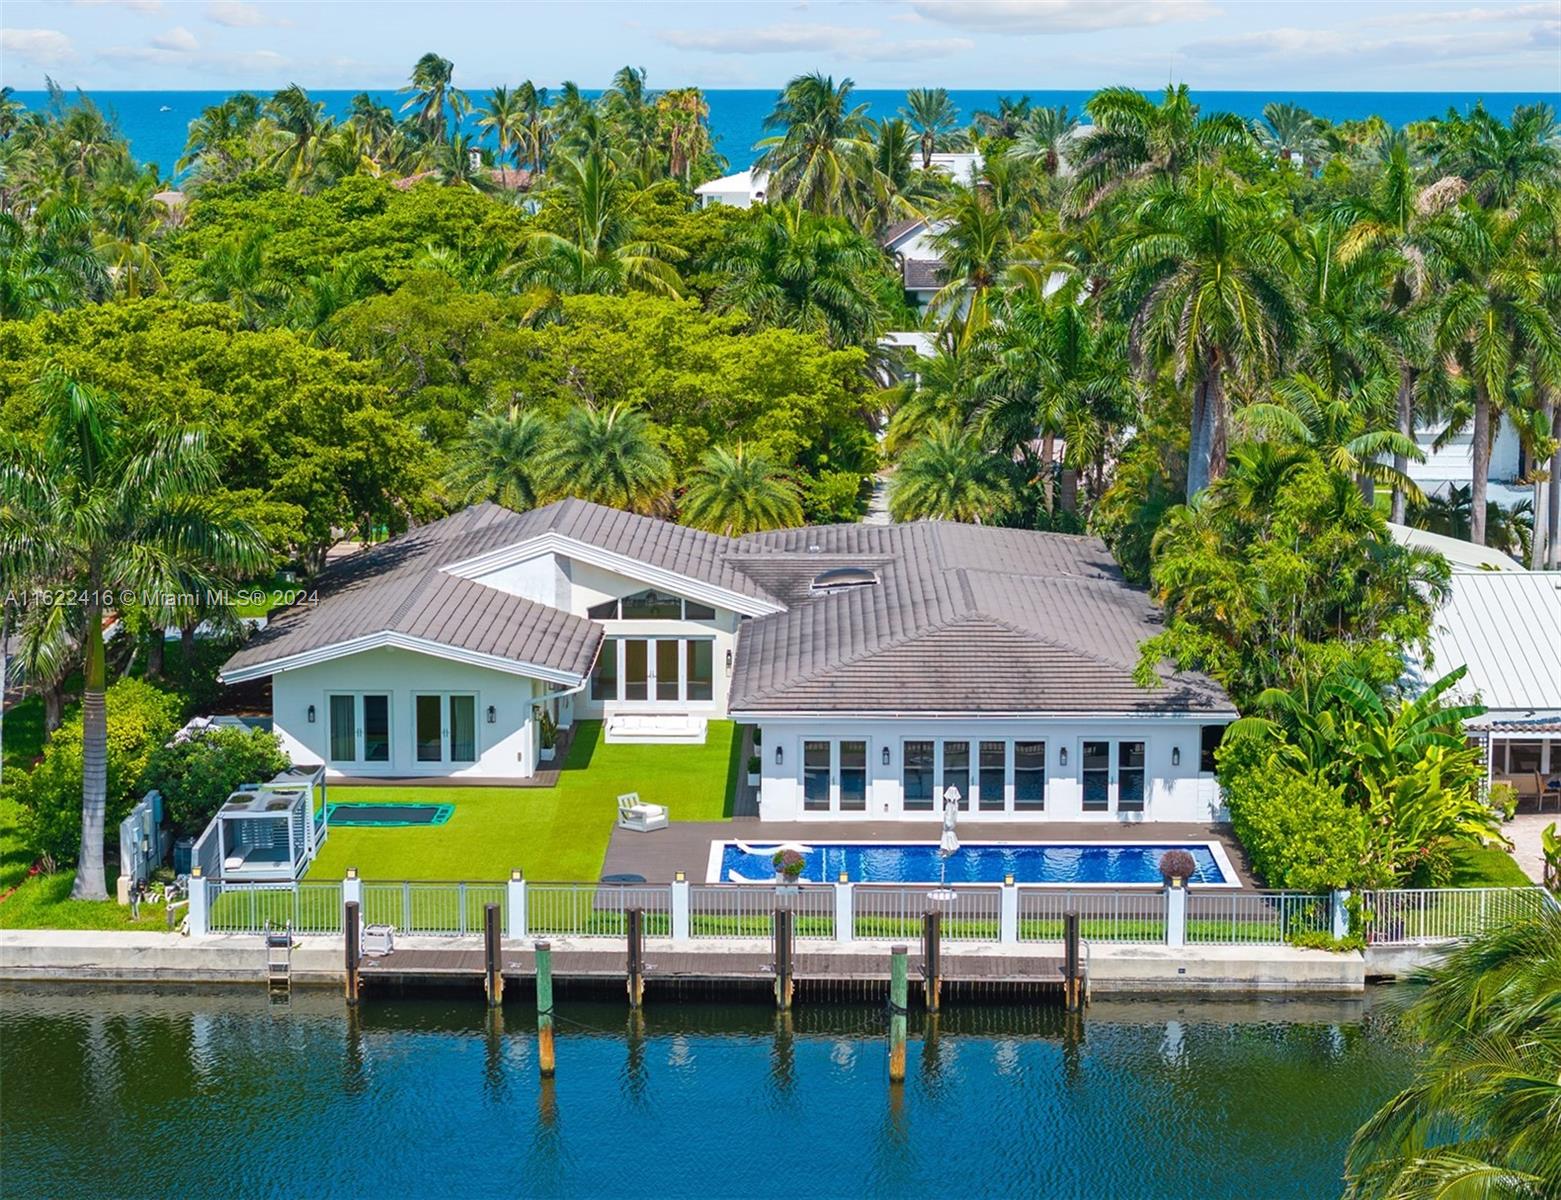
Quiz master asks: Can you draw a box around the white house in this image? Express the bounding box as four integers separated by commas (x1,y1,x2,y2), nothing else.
695,152,986,211
1408,415,1527,508
222,500,1236,822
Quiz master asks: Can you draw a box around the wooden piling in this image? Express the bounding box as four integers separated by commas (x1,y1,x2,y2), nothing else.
483,902,503,1006
343,900,361,1006
922,910,942,1013
888,944,908,1084
626,907,645,1008
535,939,556,1077
1063,909,1082,1013
773,908,794,1011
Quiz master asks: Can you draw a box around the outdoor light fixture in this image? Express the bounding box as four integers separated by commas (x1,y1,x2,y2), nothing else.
725,649,733,670
1172,747,1181,766
882,746,891,766
1059,746,1068,766
839,870,849,883
510,868,522,881
487,705,497,724
307,704,316,724
674,870,686,882
775,745,783,766
345,866,358,880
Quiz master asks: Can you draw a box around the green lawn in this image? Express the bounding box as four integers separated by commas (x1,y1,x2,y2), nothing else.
1449,840,1534,887
2,693,51,777
304,719,741,883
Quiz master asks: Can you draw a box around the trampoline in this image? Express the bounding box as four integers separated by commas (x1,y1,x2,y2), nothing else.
325,803,453,827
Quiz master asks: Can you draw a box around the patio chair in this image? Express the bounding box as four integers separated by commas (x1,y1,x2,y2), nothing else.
1538,771,1561,815
617,792,669,833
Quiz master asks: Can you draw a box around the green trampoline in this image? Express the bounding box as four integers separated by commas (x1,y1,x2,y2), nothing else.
326,802,454,827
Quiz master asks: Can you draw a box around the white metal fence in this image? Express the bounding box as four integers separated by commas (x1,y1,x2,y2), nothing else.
1187,891,1331,945
688,884,835,940
359,881,508,937
207,880,343,935
1018,889,1167,943
853,884,1003,942
527,883,673,937
1361,886,1556,945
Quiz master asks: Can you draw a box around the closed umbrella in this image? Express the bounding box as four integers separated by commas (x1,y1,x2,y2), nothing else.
931,787,961,899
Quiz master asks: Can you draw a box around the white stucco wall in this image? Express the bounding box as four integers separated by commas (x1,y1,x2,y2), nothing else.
751,716,1227,823
1410,414,1523,490
271,647,541,779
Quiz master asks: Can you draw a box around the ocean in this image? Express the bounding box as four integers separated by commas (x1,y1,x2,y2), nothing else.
11,87,1557,178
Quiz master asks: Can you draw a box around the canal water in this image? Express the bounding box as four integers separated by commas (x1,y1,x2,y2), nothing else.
0,987,1414,1199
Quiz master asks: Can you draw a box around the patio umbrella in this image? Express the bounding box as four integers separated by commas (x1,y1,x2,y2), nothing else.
932,787,961,898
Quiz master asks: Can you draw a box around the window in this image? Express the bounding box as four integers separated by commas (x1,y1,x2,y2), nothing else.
1014,741,1046,811
328,694,356,762
840,741,867,811
1200,725,1224,773
620,589,683,620
1507,740,1544,773
414,694,477,765
686,640,713,701
979,741,1007,812
327,694,390,764
903,741,934,811
803,741,831,811
448,696,476,763
1082,741,1110,812
684,600,716,621
587,598,619,620
591,641,618,701
416,694,443,763
624,640,649,701
1118,741,1146,812
943,740,970,810
361,695,389,762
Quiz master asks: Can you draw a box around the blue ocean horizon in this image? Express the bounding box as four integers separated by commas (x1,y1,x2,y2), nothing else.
12,87,1558,178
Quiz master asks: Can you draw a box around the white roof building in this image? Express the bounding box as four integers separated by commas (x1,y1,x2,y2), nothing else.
1387,523,1524,572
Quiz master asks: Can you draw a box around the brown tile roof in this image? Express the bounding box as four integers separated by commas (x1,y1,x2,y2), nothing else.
902,258,944,291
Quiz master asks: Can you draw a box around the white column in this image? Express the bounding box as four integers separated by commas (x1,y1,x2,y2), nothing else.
507,871,527,939
834,879,854,944
1165,883,1187,948
1331,889,1351,940
342,870,362,937
671,873,691,940
999,877,1019,945
187,870,209,936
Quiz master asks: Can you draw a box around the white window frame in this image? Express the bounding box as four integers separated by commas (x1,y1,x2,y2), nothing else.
411,691,480,768
800,738,872,815
325,692,393,768
595,636,717,707
1078,737,1148,817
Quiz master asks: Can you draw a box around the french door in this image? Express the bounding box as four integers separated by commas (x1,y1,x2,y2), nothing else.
802,739,869,814
1081,739,1146,815
414,693,477,766
327,693,390,767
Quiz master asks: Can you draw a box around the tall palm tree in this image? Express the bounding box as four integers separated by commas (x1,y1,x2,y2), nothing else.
514,81,553,172
444,405,550,511
477,85,526,167
655,87,711,184
0,369,269,899
890,424,1012,524
1009,105,1079,176
263,83,333,190
972,95,1032,141
93,172,164,298
753,72,873,217
0,203,105,317
401,52,467,146
177,91,264,180
900,88,961,169
1430,101,1561,209
680,445,803,535
1253,101,1326,166
539,402,672,513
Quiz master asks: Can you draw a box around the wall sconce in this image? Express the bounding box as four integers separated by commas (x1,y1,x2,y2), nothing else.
487,705,497,725
725,648,733,670
1059,746,1068,767
1171,746,1181,767
345,866,358,880
307,704,316,724
774,745,783,766
882,745,891,767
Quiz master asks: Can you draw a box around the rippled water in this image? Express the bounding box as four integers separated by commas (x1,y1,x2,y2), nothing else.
0,987,1414,1200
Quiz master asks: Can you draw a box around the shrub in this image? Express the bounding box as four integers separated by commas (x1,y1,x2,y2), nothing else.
746,755,761,775
7,678,184,868
1488,781,1519,822
772,849,806,880
1159,849,1197,884
141,725,290,835
1219,761,1386,891
1287,931,1364,953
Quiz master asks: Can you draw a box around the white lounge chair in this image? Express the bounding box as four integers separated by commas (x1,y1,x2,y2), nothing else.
617,792,669,832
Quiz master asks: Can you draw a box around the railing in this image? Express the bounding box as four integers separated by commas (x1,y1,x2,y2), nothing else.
526,883,673,938
207,881,343,935
853,885,1002,942
1361,886,1555,945
1186,891,1330,945
689,884,835,940
360,881,509,937
1017,889,1167,943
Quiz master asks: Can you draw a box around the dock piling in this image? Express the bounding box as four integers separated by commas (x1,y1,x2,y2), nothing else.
483,902,503,1007
535,939,556,1077
626,907,645,1008
922,910,942,1013
343,900,361,1006
888,944,908,1084
1063,910,1082,1013
773,908,794,1011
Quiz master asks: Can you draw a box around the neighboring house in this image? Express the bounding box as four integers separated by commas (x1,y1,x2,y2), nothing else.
1387,522,1523,572
695,153,985,210
221,500,1236,824
1407,415,1527,509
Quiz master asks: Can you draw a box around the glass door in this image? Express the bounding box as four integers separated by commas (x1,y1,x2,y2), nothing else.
414,694,478,765
328,695,356,763
448,696,476,764
978,741,1007,812
327,694,391,766
1079,739,1146,814
415,695,443,763
839,741,867,812
1082,741,1111,812
802,741,831,812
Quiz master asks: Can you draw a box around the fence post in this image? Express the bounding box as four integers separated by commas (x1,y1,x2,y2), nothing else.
671,872,691,940
1000,874,1019,944
188,869,209,935
1165,882,1187,948
834,874,854,944
507,870,527,939
342,867,362,925
1330,889,1351,940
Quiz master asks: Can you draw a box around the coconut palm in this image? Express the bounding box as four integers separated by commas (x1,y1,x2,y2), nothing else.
0,369,269,899
514,81,553,172
1009,105,1079,176
680,445,803,535
0,203,105,317
401,52,467,146
1253,102,1326,167
263,84,334,190
901,88,961,169
655,87,711,184
0,86,24,140
444,405,550,511
477,85,526,167
1430,101,1561,209
890,424,1013,524
539,402,672,513
177,91,264,180
753,72,874,218
972,95,1032,141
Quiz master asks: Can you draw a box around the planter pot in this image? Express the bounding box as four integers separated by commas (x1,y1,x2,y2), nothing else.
539,746,556,763
746,772,761,787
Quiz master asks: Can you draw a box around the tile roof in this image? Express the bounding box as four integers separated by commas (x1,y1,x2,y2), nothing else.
902,258,944,291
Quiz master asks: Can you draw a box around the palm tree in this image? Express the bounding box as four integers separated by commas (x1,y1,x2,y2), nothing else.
1113,170,1301,496
514,81,552,172
0,86,24,140
901,88,961,170
713,201,888,348
0,203,105,317
1345,906,1561,1198
444,405,550,511
1430,101,1561,209
972,95,1032,140
753,72,873,217
1253,102,1326,166
0,369,269,899
1009,105,1079,176
177,92,264,180
539,402,672,513
186,226,289,329
263,83,333,189
655,87,711,184
890,424,1012,524
94,172,164,298
477,85,526,166
680,445,803,535
401,52,467,146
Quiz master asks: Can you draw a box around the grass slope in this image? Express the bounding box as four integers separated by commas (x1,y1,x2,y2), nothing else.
305,720,740,882
1448,840,1534,888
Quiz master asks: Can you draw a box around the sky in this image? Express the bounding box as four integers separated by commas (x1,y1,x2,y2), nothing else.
3,0,1559,93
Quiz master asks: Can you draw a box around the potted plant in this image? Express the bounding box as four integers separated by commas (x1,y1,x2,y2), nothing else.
1159,849,1196,888
536,707,558,762
746,754,762,787
772,848,806,887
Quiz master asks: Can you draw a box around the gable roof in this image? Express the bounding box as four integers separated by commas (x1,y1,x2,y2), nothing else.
1415,570,1561,715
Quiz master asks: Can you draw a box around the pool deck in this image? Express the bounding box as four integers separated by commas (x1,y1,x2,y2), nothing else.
601,820,1259,888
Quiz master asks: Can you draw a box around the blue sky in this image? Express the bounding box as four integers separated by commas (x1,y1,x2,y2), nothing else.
3,0,1559,91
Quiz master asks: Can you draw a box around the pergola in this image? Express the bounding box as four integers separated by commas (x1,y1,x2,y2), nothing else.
192,765,329,881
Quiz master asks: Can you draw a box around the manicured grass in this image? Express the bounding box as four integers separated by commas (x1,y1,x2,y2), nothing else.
1449,840,1534,887
2,694,50,777
305,720,741,883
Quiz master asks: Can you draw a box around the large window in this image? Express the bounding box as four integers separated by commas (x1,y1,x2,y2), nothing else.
1014,741,1046,811
686,640,713,702
592,637,718,705
1082,741,1111,812
588,590,719,622
327,693,390,765
803,741,830,811
1118,741,1146,812
903,741,934,811
414,694,477,765
943,740,970,810
979,741,1006,812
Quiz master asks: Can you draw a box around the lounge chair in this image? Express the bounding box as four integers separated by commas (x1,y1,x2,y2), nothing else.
617,792,669,832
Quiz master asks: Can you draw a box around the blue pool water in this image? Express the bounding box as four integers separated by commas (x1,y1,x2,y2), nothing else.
718,842,1226,886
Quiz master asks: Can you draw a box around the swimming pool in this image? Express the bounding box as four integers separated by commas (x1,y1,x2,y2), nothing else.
710,840,1236,886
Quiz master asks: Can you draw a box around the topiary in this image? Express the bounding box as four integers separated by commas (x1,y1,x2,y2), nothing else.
1159,849,1197,884
772,848,806,880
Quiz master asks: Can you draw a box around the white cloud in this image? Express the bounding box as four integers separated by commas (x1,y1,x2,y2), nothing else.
68,0,165,12
205,1,290,29
150,25,199,52
658,22,973,59
1180,22,1555,70
1,28,76,67
908,0,1219,34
